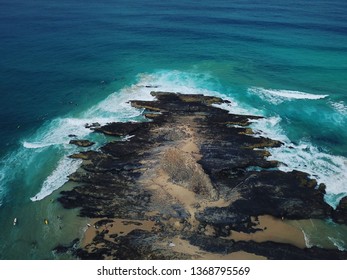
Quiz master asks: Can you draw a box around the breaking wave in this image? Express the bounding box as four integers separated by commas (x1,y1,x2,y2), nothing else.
248,87,328,104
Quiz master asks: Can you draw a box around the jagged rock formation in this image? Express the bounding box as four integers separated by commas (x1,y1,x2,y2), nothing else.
69,139,95,147
56,92,347,259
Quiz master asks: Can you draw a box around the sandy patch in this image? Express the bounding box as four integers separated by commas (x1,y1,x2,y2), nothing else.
82,218,157,248
228,215,306,249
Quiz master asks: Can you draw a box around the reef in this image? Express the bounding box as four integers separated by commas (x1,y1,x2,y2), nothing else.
57,92,347,260
69,139,95,147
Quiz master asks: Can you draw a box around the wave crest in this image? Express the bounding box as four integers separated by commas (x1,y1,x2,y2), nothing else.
249,116,347,208
249,87,328,104
30,158,81,201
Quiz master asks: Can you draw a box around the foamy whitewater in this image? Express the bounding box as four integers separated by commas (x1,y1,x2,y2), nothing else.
1,70,347,256
250,117,347,208
248,87,329,105
0,71,229,206
2,71,346,209
329,101,347,116
1,0,346,260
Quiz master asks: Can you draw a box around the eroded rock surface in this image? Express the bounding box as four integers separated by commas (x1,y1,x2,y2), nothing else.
57,92,347,259
69,139,95,147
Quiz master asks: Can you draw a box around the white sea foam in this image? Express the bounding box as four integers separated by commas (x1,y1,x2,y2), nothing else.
22,119,89,149
144,77,347,210
0,147,34,206
135,71,218,95
30,157,81,201
329,101,347,115
25,70,236,201
22,117,121,150
213,100,261,116
248,115,347,208
123,135,135,141
137,70,256,115
248,87,328,104
88,70,253,118
269,143,347,207
3,70,347,208
302,230,313,248
249,116,289,142
328,237,346,251
0,171,4,206
22,74,172,201
23,141,59,149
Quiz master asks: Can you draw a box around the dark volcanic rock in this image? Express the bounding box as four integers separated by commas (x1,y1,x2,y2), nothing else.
53,238,79,255
76,230,188,260
69,139,95,147
195,207,255,235
58,182,150,218
230,170,332,219
94,122,146,136
187,235,347,260
56,91,346,260
85,122,101,129
333,196,347,224
68,150,103,160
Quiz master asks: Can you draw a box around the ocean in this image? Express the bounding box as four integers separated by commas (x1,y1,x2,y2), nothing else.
0,0,347,259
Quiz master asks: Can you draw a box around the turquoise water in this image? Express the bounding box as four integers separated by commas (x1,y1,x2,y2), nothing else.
0,0,347,259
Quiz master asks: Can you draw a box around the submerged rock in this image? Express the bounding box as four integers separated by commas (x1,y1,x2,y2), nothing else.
53,238,79,255
69,139,95,147
85,122,101,129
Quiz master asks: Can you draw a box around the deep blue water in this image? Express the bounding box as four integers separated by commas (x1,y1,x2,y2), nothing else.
0,0,347,259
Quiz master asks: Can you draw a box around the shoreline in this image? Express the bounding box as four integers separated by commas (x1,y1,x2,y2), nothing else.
56,92,347,259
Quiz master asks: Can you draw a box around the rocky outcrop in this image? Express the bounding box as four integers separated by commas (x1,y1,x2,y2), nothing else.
333,196,347,224
57,91,347,260
69,139,95,147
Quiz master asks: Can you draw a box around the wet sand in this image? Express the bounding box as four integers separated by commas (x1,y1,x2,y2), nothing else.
82,218,157,249
228,215,306,249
